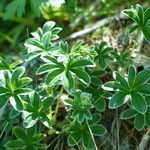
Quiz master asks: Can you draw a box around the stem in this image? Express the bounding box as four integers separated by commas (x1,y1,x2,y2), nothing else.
0,122,8,139
86,119,98,150
53,86,64,122
116,109,120,150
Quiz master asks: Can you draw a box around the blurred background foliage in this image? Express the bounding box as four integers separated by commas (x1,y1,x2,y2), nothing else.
0,0,144,55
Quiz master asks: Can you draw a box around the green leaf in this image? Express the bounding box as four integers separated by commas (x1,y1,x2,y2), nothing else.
102,81,120,91
135,69,150,86
36,64,59,75
129,25,140,33
82,132,94,150
26,125,37,137
94,97,106,112
131,93,147,114
99,56,106,69
39,113,51,127
30,0,41,17
4,0,26,20
40,97,54,112
68,132,81,146
128,65,136,87
114,72,129,89
23,113,38,128
42,32,52,47
65,71,74,90
71,68,90,85
142,21,150,42
18,77,32,86
89,114,102,125
9,96,23,111
14,88,32,95
45,69,63,84
136,84,150,95
30,92,40,110
0,94,9,110
144,7,150,23
145,112,150,126
11,67,25,85
109,92,129,109
43,21,55,32
13,127,28,141
120,108,137,119
9,109,20,119
91,125,107,136
60,41,68,54
70,59,94,68
5,140,24,149
134,113,145,131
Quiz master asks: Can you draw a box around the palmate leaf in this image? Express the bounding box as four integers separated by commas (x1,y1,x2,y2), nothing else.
5,140,25,149
120,108,137,119
128,65,136,87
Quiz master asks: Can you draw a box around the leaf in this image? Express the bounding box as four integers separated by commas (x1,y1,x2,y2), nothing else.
23,113,38,128
91,125,107,136
9,96,23,111
136,84,150,95
82,132,94,150
26,125,37,138
0,94,9,110
60,41,68,54
68,132,81,146
14,88,32,95
30,0,41,17
36,64,59,75
39,113,51,127
145,112,150,126
5,140,24,149
42,31,52,47
131,93,147,114
18,77,32,86
120,108,137,119
89,114,102,125
94,97,106,112
45,69,63,84
9,109,20,119
129,25,140,33
4,0,26,20
11,67,25,85
142,21,150,42
99,56,106,69
70,59,94,68
13,127,28,141
71,68,90,85
135,69,150,86
109,92,129,109
30,92,40,110
128,65,136,87
102,81,120,91
43,21,55,33
134,113,145,131
144,7,150,23
65,71,74,90
114,72,129,89
40,97,54,112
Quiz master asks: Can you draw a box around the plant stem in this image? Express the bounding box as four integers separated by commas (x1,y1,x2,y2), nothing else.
86,119,98,150
53,86,64,122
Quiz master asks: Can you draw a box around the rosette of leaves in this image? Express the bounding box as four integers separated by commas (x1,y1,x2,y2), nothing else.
102,65,150,114
5,126,46,150
94,42,115,69
121,96,150,131
70,41,97,61
36,54,95,90
64,90,93,123
24,21,62,61
0,67,32,111
23,92,54,128
123,4,150,42
64,114,107,150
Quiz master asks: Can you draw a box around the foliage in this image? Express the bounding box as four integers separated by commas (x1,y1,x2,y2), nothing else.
123,4,150,42
0,2,150,150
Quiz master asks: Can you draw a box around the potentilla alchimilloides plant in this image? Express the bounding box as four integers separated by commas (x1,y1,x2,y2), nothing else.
0,3,150,150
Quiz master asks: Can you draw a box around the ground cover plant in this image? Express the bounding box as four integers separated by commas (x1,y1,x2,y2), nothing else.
0,1,150,150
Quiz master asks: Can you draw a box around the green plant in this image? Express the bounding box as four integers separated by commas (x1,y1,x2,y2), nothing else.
5,125,46,150
123,4,150,42
0,3,150,150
